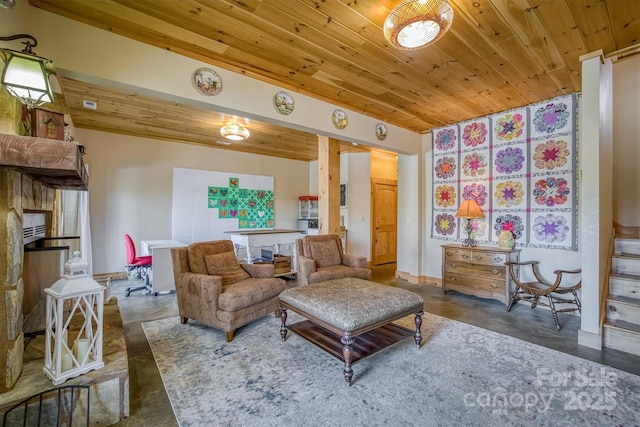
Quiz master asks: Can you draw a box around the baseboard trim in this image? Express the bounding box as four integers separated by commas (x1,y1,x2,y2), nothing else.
420,275,441,287
395,271,441,287
578,328,603,350
94,271,127,281
395,270,417,284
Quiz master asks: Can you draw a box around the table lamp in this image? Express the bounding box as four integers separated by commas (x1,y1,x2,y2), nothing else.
455,198,484,247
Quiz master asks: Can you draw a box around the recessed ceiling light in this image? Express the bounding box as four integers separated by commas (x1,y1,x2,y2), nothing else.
82,100,97,109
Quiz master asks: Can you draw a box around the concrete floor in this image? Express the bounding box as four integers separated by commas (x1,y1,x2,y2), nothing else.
111,264,640,426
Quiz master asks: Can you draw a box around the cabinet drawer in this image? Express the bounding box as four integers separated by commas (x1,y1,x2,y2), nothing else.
443,272,506,293
444,261,506,280
443,248,472,262
469,251,508,266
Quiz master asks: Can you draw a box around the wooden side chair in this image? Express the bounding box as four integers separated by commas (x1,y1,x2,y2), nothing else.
505,261,582,329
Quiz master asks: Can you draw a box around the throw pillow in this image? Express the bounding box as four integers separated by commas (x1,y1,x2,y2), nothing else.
309,239,342,268
204,252,250,285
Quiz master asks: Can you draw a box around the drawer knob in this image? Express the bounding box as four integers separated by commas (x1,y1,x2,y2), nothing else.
449,275,456,280
446,251,453,256
609,305,617,312
450,263,457,269
492,268,499,275
494,256,503,262
461,254,469,259
491,283,497,289
475,255,484,261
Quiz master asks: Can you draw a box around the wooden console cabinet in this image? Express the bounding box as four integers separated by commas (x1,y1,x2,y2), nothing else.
441,244,520,306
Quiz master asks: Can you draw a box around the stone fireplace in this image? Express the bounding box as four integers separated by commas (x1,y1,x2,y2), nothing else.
0,168,56,391
0,133,88,392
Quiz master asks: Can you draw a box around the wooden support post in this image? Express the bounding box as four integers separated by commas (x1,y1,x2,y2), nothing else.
317,136,340,235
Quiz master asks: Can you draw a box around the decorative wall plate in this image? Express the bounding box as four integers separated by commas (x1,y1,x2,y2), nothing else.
273,91,294,115
376,123,388,140
192,67,222,96
332,109,348,130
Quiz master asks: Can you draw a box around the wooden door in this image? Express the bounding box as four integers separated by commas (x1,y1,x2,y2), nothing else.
371,178,397,265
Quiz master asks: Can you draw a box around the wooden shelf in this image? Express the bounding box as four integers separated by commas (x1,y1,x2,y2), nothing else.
0,133,88,190
287,320,414,364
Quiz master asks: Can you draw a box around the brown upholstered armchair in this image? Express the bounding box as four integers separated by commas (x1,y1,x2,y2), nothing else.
295,234,371,286
171,240,286,341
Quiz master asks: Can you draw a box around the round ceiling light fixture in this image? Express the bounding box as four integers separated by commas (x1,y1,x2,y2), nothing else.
383,0,454,50
220,121,250,141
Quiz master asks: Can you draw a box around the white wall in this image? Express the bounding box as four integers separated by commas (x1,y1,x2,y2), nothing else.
612,54,640,227
370,152,398,179
578,52,614,348
346,153,372,259
340,156,348,228
397,153,422,279
310,154,372,259
78,129,309,274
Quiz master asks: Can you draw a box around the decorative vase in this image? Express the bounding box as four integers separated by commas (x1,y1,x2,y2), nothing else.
498,230,514,249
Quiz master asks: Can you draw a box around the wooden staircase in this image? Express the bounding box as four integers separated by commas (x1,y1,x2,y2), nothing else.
603,232,640,356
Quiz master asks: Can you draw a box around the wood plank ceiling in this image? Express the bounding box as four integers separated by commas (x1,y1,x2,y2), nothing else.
30,0,640,161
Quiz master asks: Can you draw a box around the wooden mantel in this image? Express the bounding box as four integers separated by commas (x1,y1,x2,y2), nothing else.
0,134,88,190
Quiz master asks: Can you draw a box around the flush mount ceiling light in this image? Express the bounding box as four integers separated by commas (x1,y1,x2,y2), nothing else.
383,0,454,50
0,33,56,106
220,121,250,141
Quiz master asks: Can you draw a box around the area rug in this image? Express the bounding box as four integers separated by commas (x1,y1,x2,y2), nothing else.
142,312,640,427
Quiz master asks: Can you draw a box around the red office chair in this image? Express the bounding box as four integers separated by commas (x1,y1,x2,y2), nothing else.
124,234,152,297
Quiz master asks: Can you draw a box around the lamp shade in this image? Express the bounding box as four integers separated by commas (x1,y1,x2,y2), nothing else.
383,0,454,49
455,199,484,219
220,122,250,141
0,48,54,105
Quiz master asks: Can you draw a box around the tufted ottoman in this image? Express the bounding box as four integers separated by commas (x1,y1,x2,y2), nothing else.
278,277,424,386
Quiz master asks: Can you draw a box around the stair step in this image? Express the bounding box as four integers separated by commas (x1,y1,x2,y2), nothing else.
603,320,640,356
610,273,640,299
605,295,640,325
615,237,640,256
611,255,640,276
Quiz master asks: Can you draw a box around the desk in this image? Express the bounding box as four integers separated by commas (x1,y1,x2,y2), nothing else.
224,229,302,276
141,240,187,294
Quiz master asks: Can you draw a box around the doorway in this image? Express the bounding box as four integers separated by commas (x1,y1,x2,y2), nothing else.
371,178,397,265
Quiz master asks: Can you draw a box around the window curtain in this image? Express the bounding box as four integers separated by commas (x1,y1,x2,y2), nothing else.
59,188,92,276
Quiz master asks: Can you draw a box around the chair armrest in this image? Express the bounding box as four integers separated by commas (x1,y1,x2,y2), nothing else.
297,256,316,286
552,269,582,291
175,272,223,300
342,254,367,268
553,268,581,275
174,272,222,324
505,261,539,266
241,263,275,278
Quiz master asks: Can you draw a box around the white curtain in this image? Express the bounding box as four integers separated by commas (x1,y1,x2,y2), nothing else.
78,189,92,276
59,188,92,276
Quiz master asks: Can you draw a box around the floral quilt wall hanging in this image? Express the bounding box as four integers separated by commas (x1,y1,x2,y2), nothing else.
432,93,578,250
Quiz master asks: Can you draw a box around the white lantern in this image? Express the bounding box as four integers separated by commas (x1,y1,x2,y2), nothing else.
43,251,105,385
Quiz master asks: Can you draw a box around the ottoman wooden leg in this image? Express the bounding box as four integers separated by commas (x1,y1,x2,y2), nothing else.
279,306,288,341
414,311,423,348
341,332,354,386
